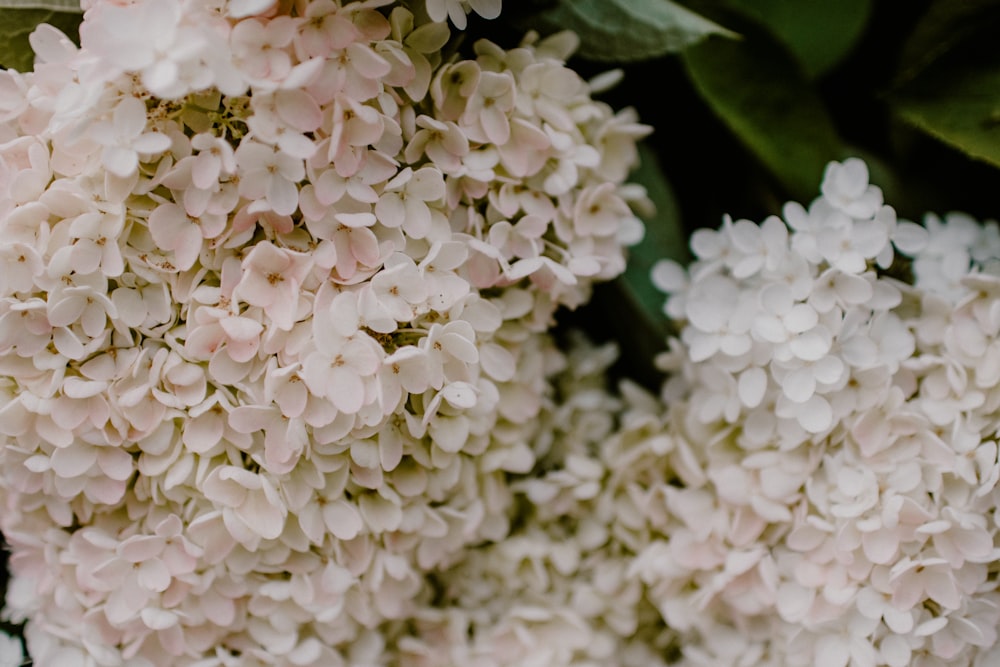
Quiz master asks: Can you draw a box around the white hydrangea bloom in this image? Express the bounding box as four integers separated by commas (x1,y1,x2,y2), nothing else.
0,0,651,663
643,158,1000,666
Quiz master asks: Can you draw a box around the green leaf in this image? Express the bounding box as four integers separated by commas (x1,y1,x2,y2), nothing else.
890,50,1000,169
0,0,80,10
724,0,870,78
0,8,82,71
599,145,687,382
682,32,843,201
530,0,736,62
896,0,1000,85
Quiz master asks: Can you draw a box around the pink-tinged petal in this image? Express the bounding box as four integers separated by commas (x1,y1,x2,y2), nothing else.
266,290,299,330
71,241,102,275
403,198,431,238
374,193,405,228
350,439,380,469
81,302,108,338
185,324,226,359
790,329,832,361
222,508,261,547
798,394,832,434
165,453,195,489
335,212,376,228
133,131,172,155
312,170,346,207
346,178,379,204
114,96,147,140
50,444,98,478
879,634,911,667
276,151,305,180
47,295,86,328
219,315,264,342
924,571,961,610
267,176,299,216
379,435,402,472
100,243,125,277
98,447,134,481
323,500,363,541
358,493,401,533
265,421,303,469
346,42,391,79
276,89,322,132
951,616,987,645
386,347,429,393
105,585,152,625
136,559,171,592
346,339,381,374
441,381,477,409
191,153,221,190
297,504,325,543
861,529,898,565
30,23,77,64
477,342,514,382
440,331,478,363
737,367,767,408
327,366,364,414
814,636,850,667
409,167,446,201
119,535,167,563
50,396,89,430
481,105,510,145
181,413,223,453
199,212,229,239
238,491,285,540
202,467,249,507
0,400,30,437
783,304,818,333
229,405,279,433
429,415,469,453
140,607,178,630
275,380,308,419
102,146,138,178
349,227,381,267
277,132,317,160
782,368,816,403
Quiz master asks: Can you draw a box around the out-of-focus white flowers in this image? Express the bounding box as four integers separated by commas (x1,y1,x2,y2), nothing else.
635,158,1000,666
0,0,650,663
0,632,22,667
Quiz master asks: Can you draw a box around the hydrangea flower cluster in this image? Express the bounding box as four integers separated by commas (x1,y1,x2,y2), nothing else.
375,159,1000,667
0,0,649,663
646,159,1000,666
384,336,681,667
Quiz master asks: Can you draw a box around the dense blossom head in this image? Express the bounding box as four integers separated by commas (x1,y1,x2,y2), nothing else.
0,0,650,663
382,159,1000,666
641,159,1000,666
382,161,1000,667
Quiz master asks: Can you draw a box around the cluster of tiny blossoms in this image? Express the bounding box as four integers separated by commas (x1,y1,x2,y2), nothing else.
387,336,682,667
0,0,649,663
644,159,1000,666
381,160,1000,667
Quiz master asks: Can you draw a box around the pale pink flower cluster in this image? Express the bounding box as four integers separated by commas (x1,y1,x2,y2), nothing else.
381,161,1000,667
643,159,1000,666
0,0,649,663
382,336,681,667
